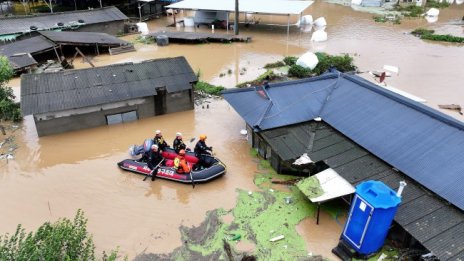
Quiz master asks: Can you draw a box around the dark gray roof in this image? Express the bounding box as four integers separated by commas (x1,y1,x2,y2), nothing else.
7,53,37,70
0,36,56,70
0,35,56,56
260,122,464,261
0,6,127,36
21,56,197,115
223,72,464,212
39,31,129,46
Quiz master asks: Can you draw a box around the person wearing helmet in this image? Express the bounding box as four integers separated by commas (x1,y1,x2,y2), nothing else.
147,144,164,180
153,130,169,151
194,134,213,170
173,132,186,153
174,149,191,174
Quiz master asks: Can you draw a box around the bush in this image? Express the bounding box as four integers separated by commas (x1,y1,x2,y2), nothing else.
194,81,225,96
312,52,357,75
421,34,464,43
236,70,281,88
411,28,435,36
395,5,424,17
263,61,286,69
283,56,297,66
0,56,22,122
288,65,311,78
426,0,450,8
0,210,119,261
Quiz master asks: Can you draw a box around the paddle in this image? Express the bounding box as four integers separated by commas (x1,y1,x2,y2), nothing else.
143,158,164,181
189,167,195,189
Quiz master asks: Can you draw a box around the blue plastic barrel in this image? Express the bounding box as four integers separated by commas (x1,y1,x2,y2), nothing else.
342,180,401,255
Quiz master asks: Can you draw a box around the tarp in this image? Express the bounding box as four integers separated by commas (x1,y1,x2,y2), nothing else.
167,0,313,15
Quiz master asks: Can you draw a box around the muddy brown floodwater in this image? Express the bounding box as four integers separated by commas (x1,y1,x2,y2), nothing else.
2,1,464,259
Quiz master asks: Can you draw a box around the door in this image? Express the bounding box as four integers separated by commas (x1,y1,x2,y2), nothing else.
154,89,167,115
343,195,374,248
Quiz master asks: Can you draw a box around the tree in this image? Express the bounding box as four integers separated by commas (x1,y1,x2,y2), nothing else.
0,56,21,122
42,0,55,13
0,210,119,260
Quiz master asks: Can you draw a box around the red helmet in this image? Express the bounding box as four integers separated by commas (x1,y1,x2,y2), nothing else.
179,149,186,156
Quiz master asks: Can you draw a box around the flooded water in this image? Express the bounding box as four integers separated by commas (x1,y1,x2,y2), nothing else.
2,1,464,259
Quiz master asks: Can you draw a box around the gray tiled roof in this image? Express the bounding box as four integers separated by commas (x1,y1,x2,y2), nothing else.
39,31,129,46
0,35,56,56
7,53,37,70
260,122,464,261
0,6,128,36
21,56,197,115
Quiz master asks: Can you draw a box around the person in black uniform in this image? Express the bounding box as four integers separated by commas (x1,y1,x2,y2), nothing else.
153,130,169,151
147,144,164,181
194,134,212,170
173,132,186,153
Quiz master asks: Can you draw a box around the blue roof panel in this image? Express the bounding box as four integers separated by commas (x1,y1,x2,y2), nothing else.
223,72,464,210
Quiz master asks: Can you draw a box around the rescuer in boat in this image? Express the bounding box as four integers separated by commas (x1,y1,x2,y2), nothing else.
147,144,164,181
173,132,187,153
153,130,169,151
174,149,191,174
194,134,213,170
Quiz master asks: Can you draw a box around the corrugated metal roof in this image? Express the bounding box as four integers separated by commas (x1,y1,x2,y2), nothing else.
21,56,197,115
223,72,464,211
259,122,464,260
0,35,56,56
0,36,56,70
39,31,129,46
6,53,37,70
0,6,127,36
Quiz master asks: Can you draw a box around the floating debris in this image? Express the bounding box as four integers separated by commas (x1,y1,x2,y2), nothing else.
269,235,285,242
438,104,463,115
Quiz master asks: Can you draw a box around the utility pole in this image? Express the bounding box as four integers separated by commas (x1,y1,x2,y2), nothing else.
234,0,239,35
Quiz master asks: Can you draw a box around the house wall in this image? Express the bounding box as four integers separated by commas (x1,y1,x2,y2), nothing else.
165,89,194,114
76,21,126,35
34,96,154,137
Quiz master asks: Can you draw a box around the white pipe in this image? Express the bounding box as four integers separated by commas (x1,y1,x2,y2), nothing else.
397,181,407,197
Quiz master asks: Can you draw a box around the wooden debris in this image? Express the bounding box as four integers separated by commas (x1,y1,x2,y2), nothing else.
271,178,301,185
438,104,463,115
109,45,136,55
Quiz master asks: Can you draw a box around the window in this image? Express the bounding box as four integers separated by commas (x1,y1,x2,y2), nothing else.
106,111,138,125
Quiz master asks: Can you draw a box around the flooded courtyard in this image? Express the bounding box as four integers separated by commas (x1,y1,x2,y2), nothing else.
1,1,464,259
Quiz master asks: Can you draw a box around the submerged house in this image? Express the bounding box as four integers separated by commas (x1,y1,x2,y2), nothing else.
21,56,197,136
0,6,128,44
223,72,464,260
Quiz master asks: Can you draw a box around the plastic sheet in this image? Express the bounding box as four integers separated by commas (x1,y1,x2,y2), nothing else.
314,17,327,27
136,22,149,35
311,30,328,42
296,52,319,70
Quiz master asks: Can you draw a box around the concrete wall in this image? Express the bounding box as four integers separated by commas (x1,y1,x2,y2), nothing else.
34,96,154,136
165,89,194,114
76,21,125,35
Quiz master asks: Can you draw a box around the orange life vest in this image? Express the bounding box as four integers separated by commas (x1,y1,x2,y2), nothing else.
174,156,191,174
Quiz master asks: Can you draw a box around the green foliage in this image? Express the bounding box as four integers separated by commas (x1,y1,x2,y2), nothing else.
312,52,357,75
236,70,280,88
133,35,155,44
0,56,21,122
283,56,297,66
0,210,119,261
421,33,464,43
263,61,285,69
196,69,202,79
411,28,464,43
411,28,435,36
194,81,225,96
288,64,311,78
373,16,387,23
395,5,424,17
426,0,450,8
